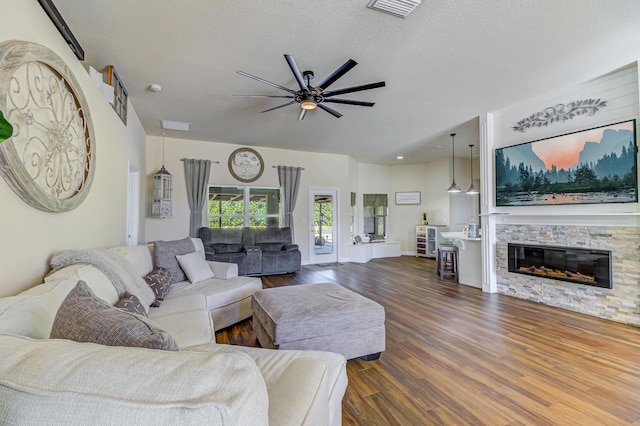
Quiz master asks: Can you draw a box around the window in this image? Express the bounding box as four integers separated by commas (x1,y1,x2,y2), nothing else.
350,192,356,239
208,186,280,228
363,194,388,237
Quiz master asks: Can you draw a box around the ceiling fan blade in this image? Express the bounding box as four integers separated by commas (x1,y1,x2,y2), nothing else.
322,81,386,98
260,101,297,113
234,94,294,99
316,59,357,91
298,109,307,121
323,98,375,107
284,54,308,91
317,103,343,118
236,70,297,95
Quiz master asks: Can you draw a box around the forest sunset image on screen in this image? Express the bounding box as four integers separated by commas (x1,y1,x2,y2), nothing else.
495,120,637,206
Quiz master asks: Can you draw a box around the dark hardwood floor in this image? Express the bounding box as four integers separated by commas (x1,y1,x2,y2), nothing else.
216,256,640,425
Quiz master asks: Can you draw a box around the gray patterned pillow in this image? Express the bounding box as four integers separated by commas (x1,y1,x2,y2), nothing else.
154,237,195,283
114,291,148,317
51,281,178,351
144,267,172,307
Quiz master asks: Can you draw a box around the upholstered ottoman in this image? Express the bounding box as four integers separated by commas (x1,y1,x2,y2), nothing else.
251,282,385,360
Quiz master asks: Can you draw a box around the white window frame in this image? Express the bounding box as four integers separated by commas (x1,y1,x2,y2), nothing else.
208,185,281,228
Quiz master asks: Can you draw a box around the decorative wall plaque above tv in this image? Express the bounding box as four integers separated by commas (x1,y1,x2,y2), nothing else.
495,119,637,207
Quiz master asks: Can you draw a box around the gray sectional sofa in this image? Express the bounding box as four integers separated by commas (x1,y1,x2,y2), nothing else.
198,227,301,276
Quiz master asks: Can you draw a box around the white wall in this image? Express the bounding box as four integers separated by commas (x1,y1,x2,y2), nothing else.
354,160,454,253
423,158,452,227
145,137,460,260
145,136,351,263
0,0,147,296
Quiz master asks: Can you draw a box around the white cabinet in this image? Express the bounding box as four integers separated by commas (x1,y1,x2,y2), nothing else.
350,241,401,263
441,232,482,288
416,225,447,258
416,226,428,257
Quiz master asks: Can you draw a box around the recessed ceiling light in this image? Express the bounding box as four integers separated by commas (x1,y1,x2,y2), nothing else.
149,84,162,92
397,156,404,160
434,144,445,149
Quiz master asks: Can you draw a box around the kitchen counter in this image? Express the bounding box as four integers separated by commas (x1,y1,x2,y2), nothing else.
440,231,481,241
440,232,482,288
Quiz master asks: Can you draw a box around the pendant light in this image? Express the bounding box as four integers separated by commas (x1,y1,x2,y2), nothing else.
466,144,479,194
447,133,461,193
151,132,173,218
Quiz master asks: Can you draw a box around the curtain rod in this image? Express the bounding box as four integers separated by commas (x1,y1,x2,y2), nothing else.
180,158,220,164
272,166,305,170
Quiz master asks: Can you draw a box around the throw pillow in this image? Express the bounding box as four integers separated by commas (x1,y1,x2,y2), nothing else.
114,291,148,317
154,237,195,283
176,251,214,284
143,267,172,307
50,281,178,351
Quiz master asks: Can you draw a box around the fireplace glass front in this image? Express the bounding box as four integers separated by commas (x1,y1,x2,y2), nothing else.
507,243,612,289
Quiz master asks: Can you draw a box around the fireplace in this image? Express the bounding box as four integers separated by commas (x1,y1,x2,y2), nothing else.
507,243,612,289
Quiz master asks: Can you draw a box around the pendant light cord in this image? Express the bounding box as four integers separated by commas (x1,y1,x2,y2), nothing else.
162,132,166,166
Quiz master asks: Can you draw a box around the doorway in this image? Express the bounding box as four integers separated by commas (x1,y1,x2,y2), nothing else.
126,163,139,245
309,188,338,264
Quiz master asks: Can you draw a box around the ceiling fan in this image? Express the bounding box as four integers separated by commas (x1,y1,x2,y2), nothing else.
235,54,386,120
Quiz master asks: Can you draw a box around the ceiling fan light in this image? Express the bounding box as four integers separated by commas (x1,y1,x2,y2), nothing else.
300,96,317,110
447,132,461,193
466,143,479,194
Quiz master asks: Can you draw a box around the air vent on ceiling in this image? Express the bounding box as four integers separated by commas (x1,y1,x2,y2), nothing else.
367,0,421,18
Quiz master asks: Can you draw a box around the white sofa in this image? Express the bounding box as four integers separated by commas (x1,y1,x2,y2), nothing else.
109,237,263,332
0,238,348,425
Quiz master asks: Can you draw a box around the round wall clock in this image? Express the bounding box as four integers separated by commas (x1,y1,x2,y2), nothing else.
228,147,264,182
0,40,95,212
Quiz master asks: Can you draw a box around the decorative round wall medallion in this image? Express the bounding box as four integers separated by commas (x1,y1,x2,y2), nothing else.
0,40,95,212
228,147,264,182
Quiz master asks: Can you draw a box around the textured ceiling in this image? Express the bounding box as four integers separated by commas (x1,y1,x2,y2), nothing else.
52,0,640,164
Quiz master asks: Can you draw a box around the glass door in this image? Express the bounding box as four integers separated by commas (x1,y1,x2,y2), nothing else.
309,188,338,264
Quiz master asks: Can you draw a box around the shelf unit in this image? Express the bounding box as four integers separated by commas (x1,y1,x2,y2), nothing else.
416,225,447,258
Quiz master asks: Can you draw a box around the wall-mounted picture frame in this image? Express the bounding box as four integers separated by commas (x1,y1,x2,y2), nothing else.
495,119,637,206
395,191,421,205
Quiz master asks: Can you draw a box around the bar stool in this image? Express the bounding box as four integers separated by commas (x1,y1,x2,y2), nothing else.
437,245,458,282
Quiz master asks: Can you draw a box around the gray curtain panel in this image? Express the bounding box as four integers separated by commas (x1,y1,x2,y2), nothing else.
277,166,302,240
184,159,211,237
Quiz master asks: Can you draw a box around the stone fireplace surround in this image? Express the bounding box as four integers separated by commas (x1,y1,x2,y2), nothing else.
495,223,640,326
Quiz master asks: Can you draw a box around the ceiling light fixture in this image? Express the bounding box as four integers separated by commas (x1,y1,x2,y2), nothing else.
160,119,190,132
467,144,479,194
447,133,461,193
300,94,317,110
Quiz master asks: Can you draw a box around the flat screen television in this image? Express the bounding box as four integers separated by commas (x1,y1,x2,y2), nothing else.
495,119,638,207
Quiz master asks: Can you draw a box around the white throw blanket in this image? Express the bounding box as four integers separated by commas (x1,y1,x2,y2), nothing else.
48,249,155,307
